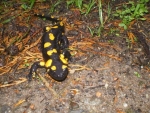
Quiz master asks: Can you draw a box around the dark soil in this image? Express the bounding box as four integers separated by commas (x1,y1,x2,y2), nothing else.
0,0,150,113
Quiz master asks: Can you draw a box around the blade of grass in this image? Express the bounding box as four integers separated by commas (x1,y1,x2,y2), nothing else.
29,0,35,9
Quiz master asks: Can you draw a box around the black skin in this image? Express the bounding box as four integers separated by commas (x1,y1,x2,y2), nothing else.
27,14,71,82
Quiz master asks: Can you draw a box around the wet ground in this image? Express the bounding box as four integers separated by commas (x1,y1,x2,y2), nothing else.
0,0,150,113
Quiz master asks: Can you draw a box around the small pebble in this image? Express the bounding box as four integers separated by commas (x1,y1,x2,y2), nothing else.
123,103,128,108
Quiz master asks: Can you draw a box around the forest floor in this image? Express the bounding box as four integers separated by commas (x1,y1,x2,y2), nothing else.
0,0,150,113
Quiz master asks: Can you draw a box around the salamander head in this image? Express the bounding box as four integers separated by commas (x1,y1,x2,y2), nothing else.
48,64,68,82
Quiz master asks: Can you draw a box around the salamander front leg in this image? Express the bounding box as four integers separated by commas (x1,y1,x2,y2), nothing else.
27,61,45,81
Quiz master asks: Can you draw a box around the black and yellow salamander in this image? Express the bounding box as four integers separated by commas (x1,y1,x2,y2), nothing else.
27,14,71,82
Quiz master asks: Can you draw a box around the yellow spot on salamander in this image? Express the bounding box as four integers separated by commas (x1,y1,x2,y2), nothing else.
51,66,56,70
60,54,64,58
60,54,68,64
47,50,53,56
45,59,52,68
62,65,67,69
51,26,58,29
44,42,51,48
60,21,63,26
51,16,54,18
60,58,68,64
47,49,57,56
40,62,45,66
49,33,55,40
53,49,57,53
46,27,51,32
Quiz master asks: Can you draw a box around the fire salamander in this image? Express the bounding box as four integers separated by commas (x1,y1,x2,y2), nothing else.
27,14,71,81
